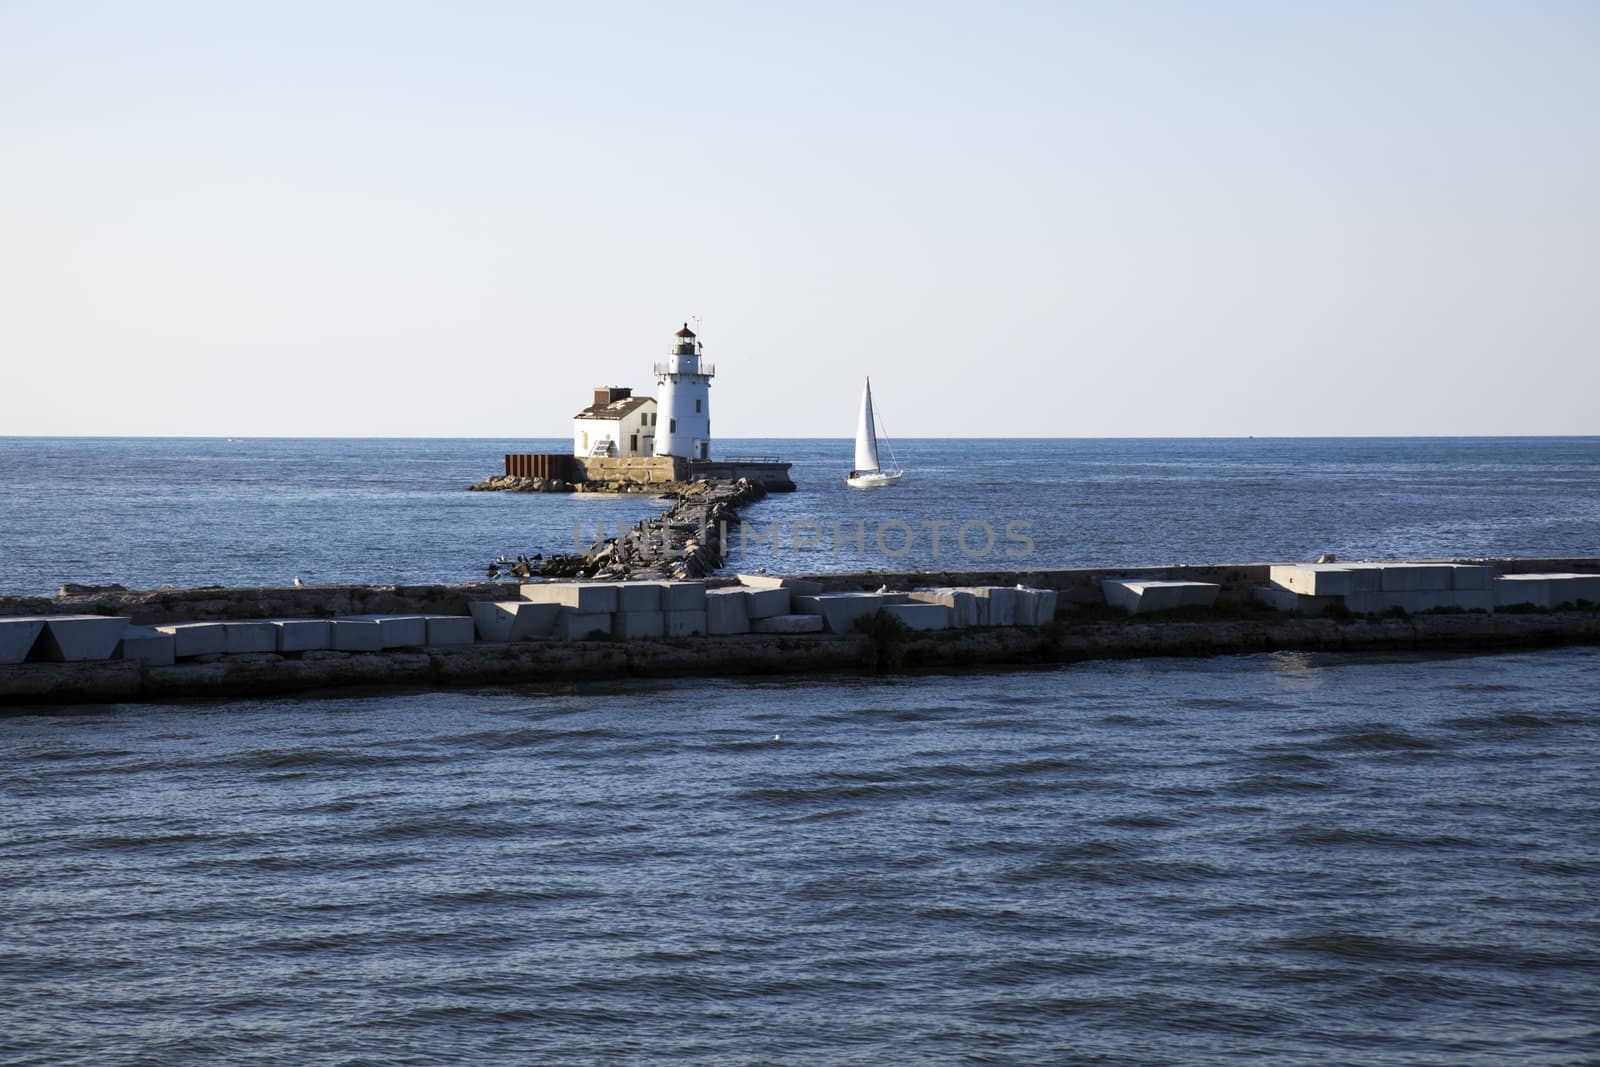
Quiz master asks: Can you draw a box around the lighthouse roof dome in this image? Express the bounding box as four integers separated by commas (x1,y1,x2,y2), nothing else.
674,323,696,338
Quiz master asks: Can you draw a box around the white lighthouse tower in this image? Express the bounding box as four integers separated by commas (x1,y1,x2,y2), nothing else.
653,322,715,459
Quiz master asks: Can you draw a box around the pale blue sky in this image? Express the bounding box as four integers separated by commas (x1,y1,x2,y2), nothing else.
2,2,1595,436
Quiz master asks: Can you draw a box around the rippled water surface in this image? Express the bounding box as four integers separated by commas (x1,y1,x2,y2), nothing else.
4,649,1598,1064
1,436,1597,594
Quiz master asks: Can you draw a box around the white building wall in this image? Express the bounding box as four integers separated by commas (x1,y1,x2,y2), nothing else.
573,401,656,458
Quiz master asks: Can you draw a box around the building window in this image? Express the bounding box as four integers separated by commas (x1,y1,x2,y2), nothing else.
630,434,638,452
695,399,701,413
581,431,588,450
670,418,677,433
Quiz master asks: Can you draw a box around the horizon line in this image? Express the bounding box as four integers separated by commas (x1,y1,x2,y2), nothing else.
1,433,1597,442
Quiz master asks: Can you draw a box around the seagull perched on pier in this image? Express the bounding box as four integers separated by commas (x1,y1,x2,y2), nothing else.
293,576,303,587
876,584,889,594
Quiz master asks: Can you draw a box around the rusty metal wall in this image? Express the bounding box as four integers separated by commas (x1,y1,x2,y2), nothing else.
504,454,576,480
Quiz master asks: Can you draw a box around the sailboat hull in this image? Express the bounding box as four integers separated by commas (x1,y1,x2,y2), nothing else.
846,470,903,489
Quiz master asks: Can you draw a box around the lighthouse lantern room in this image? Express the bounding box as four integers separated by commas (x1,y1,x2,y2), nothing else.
652,322,715,459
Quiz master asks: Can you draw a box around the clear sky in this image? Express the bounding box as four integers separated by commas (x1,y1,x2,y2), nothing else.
1,2,1595,437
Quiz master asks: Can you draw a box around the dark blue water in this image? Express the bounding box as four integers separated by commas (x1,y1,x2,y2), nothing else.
4,438,1599,1063
3,650,1598,1064
1,437,1597,595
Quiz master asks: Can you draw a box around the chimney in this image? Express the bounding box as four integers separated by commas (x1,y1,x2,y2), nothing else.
593,386,632,408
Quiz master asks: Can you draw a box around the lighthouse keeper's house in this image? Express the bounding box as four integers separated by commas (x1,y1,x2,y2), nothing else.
572,387,657,458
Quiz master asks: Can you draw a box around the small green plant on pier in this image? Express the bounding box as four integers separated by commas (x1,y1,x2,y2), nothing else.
852,609,910,672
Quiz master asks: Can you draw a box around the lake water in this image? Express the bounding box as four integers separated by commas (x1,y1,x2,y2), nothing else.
3,650,1597,1064
1,436,1597,595
2,437,1598,1063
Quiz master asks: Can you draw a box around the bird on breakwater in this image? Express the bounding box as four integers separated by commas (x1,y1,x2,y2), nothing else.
773,734,781,742
293,577,303,587
876,584,888,593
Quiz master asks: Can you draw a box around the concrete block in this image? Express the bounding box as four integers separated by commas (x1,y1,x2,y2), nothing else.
1378,591,1465,614
343,614,427,648
330,619,383,651
423,616,475,646
1102,580,1219,615
520,582,619,613
666,609,707,637
616,582,666,612
951,590,982,627
1493,575,1558,609
793,592,897,634
751,614,825,634
738,574,825,596
34,616,131,662
1378,565,1457,592
1347,590,1496,614
660,581,707,611
1014,588,1058,626
613,610,666,639
1445,565,1495,591
1015,588,1040,626
972,587,1016,626
155,622,227,658
554,611,613,641
470,601,560,641
223,621,278,654
1252,587,1342,615
1103,580,1151,613
1551,574,1600,607
908,589,979,628
1452,590,1496,612
743,588,791,619
272,619,332,652
116,626,175,667
1269,564,1381,597
1345,591,1386,614
705,589,751,635
883,603,949,630
0,617,47,664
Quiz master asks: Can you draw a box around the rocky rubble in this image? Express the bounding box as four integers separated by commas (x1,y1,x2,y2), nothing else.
540,478,768,581
468,474,573,493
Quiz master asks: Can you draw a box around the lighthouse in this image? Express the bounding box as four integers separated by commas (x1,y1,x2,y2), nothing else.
653,322,715,459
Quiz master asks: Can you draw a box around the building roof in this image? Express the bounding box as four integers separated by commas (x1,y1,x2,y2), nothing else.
675,323,696,338
573,394,655,421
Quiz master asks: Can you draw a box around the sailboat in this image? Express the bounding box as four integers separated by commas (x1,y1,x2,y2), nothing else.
846,377,903,489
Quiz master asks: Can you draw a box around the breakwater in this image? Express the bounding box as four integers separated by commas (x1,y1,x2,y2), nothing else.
540,478,769,580
4,557,1600,706
5,610,1600,706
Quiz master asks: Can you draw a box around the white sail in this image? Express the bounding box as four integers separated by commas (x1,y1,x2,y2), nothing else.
854,378,881,473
